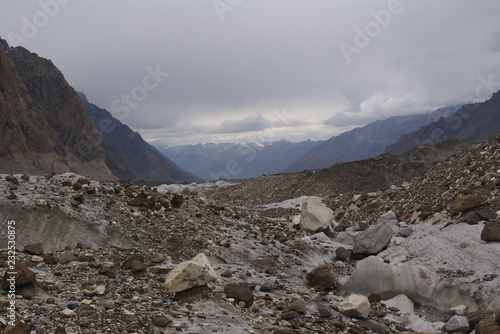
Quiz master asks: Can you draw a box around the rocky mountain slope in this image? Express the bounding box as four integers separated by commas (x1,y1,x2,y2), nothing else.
0,135,498,333
284,106,458,172
160,140,321,181
79,93,201,183
0,39,111,180
386,91,500,155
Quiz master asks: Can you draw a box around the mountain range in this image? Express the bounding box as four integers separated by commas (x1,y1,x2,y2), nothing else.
159,140,321,181
283,106,459,172
386,91,500,154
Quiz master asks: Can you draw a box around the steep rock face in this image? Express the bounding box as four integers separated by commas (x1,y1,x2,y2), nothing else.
0,40,111,179
79,93,202,182
386,92,500,155
284,106,458,172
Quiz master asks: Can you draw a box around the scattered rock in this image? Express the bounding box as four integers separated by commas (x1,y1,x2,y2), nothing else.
352,224,393,255
335,246,351,260
224,283,254,307
377,210,397,224
337,294,371,319
481,219,500,242
306,264,336,290
397,227,413,238
442,315,469,332
23,243,43,255
171,194,184,208
152,314,173,327
59,250,75,264
450,194,487,215
164,253,217,293
2,320,32,334
1,262,37,289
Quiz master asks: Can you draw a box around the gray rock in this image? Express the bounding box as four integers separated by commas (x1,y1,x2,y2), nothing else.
442,315,469,332
59,250,75,264
377,211,397,224
353,224,393,255
397,227,413,237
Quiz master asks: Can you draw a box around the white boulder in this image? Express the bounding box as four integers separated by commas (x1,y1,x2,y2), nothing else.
164,253,217,293
337,294,371,319
299,197,334,233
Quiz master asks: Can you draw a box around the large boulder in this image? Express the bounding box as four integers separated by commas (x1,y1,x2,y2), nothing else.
442,315,469,332
352,224,393,255
299,197,334,233
337,294,371,319
164,253,217,293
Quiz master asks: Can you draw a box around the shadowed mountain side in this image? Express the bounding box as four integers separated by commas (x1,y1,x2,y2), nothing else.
79,93,202,182
283,106,458,173
386,91,500,155
0,39,112,179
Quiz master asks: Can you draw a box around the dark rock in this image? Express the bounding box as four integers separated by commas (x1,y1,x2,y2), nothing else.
281,310,299,320
171,194,184,208
359,320,391,334
336,247,351,260
221,269,232,278
397,227,413,237
450,194,487,215
130,260,148,272
368,292,381,303
3,320,32,334
127,198,146,207
158,197,170,209
9,177,20,185
475,209,497,221
306,264,336,290
1,262,37,289
70,200,80,207
467,310,500,330
152,314,172,327
121,254,146,270
72,182,82,190
73,194,84,204
43,255,59,264
24,243,43,255
468,213,482,225
476,317,500,334
7,193,17,200
20,175,29,181
224,283,254,307
319,305,333,318
55,327,67,334
481,220,500,242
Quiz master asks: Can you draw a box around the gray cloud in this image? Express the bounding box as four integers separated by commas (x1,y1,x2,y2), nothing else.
1,0,499,145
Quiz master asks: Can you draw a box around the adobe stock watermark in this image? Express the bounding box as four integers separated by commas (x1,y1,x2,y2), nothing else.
6,219,17,326
208,107,291,180
339,0,406,64
6,0,70,46
213,0,243,21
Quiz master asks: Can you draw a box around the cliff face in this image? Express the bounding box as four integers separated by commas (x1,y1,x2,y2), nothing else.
0,39,112,179
79,93,202,182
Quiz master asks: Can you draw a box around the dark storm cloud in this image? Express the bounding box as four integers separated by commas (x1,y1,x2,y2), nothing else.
1,0,499,145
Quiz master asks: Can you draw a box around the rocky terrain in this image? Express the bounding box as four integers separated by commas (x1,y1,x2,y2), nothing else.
0,135,498,334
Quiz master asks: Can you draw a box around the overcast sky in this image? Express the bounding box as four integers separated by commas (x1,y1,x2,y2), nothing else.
1,0,500,146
